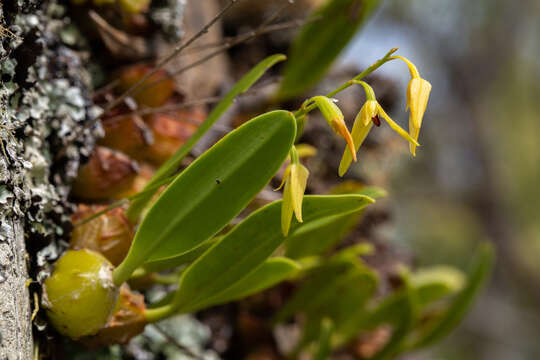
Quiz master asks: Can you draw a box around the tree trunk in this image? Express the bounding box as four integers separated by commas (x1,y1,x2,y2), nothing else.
0,219,32,360
0,0,218,357
1,1,99,358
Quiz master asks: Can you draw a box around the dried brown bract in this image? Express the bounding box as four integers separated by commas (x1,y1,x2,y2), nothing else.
71,146,139,200
71,205,134,266
80,284,147,347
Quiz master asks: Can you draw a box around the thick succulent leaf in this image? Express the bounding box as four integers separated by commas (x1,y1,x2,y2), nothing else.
314,318,334,360
329,182,387,199
334,265,465,347
371,271,417,360
411,266,465,306
140,237,219,274
172,195,374,312
114,110,296,284
277,0,380,100
184,257,300,312
408,243,494,349
285,184,385,259
294,264,378,352
274,257,376,324
127,54,287,221
285,211,361,259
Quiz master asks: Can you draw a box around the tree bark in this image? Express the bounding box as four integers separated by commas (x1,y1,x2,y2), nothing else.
0,219,32,360
1,1,99,358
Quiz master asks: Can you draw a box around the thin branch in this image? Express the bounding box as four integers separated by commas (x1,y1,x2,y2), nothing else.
137,17,314,93
104,76,280,122
150,324,204,360
93,78,120,98
86,0,238,131
73,174,177,227
185,0,290,53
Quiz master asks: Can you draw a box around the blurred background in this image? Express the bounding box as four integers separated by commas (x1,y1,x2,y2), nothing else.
337,1,540,359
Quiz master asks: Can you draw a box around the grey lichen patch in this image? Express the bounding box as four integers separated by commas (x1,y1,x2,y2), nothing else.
1,1,101,245
151,0,186,42
0,0,100,356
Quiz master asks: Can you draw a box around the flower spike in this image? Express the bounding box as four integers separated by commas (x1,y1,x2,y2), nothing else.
308,96,356,162
390,56,432,156
339,81,419,176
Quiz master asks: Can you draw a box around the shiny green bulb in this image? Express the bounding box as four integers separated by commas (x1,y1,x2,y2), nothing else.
44,249,119,339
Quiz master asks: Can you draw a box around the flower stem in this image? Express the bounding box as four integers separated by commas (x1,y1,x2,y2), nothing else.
293,47,398,119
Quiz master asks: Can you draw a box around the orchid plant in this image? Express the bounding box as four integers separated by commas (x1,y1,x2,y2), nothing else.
42,0,493,358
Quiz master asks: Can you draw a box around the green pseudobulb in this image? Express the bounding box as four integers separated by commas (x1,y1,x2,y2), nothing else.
44,249,119,339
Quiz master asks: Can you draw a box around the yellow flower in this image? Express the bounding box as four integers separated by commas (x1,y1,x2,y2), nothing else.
276,148,309,236
308,96,356,163
339,81,419,176
391,56,432,156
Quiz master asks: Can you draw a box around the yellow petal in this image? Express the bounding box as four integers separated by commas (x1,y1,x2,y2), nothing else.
406,80,412,111
309,96,356,162
339,112,373,177
281,177,294,236
290,164,309,222
274,165,291,191
377,104,420,146
333,119,357,163
361,100,378,126
295,144,317,159
309,96,344,130
409,78,432,129
409,114,420,157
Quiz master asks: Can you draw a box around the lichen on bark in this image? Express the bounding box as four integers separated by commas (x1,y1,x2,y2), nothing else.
1,1,100,358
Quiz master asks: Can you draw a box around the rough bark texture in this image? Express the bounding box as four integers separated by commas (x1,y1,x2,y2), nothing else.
0,219,32,360
0,0,192,357
1,1,99,358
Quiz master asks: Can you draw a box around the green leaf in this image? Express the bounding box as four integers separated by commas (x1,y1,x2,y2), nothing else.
285,185,385,259
274,252,365,324
314,318,334,360
140,237,219,274
411,266,465,307
334,265,464,347
172,195,374,313
329,182,387,199
184,257,300,312
371,270,417,360
274,257,377,327
408,243,495,349
292,263,378,353
127,54,287,221
277,0,380,100
285,211,361,259
113,110,296,284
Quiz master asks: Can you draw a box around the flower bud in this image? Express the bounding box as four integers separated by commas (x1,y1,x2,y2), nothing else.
390,55,432,156
71,205,134,266
43,249,119,339
309,96,356,162
71,146,139,201
406,77,431,156
276,160,309,236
